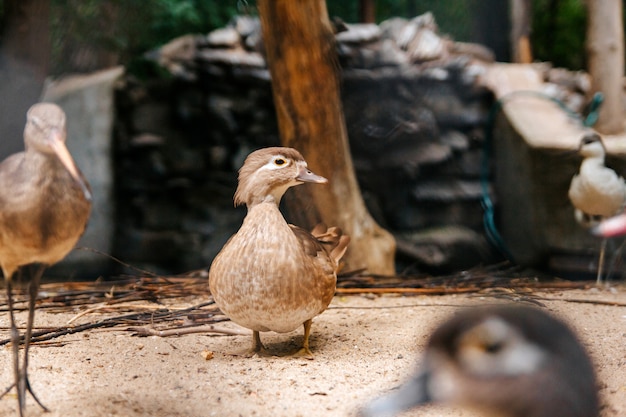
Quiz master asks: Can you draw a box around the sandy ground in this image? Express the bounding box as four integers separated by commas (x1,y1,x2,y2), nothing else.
1,286,625,417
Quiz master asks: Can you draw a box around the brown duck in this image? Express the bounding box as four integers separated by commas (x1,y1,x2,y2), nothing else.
0,103,92,416
209,147,349,358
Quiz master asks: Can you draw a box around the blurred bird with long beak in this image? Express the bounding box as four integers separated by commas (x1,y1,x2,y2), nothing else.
209,147,349,358
568,133,626,283
0,103,92,416
358,305,599,417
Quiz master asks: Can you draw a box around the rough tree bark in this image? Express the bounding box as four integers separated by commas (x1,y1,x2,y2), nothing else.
510,0,532,63
586,0,624,135
359,0,376,23
257,0,396,275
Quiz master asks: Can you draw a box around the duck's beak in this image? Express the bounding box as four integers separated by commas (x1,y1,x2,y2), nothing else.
358,367,433,417
296,165,328,184
592,212,626,238
48,128,93,201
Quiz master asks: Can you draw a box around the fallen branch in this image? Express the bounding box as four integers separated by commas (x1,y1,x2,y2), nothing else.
335,287,481,295
0,301,220,346
67,303,192,325
0,264,613,347
128,324,249,337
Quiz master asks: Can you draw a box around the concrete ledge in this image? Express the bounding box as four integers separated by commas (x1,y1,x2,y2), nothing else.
481,64,626,269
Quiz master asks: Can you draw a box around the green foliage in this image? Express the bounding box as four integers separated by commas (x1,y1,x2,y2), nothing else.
49,0,251,75
0,0,611,75
531,0,587,69
328,0,473,41
147,0,242,46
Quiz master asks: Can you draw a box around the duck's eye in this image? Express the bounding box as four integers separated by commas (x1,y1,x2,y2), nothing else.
484,341,504,354
274,158,286,166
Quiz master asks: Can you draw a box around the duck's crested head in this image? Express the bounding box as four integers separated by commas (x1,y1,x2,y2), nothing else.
234,147,327,207
578,133,606,158
358,305,599,417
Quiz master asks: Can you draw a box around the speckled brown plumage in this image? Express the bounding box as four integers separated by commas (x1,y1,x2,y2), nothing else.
209,147,349,357
0,103,92,416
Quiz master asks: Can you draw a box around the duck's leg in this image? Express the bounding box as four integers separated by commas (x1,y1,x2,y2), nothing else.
293,319,314,359
252,330,266,352
227,330,270,357
20,264,49,412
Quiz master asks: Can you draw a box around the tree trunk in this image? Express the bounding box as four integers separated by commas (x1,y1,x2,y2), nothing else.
359,0,376,23
586,0,624,135
0,0,51,159
510,0,532,63
257,0,396,275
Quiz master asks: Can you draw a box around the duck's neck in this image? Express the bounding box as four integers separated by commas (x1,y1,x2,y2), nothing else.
241,200,292,237
238,182,296,208
247,194,282,208
246,198,282,213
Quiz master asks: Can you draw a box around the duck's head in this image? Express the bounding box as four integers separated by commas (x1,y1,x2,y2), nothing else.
578,133,606,159
234,147,327,207
358,305,599,417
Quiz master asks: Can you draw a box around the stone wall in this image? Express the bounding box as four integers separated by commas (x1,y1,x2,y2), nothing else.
112,14,587,275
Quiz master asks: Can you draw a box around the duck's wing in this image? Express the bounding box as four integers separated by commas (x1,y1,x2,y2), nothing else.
289,223,350,269
310,224,350,266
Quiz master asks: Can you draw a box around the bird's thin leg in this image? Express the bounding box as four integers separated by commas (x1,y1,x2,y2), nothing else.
597,238,607,284
0,275,25,416
20,264,49,412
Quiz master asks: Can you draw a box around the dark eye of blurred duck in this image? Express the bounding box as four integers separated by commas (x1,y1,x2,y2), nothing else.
274,158,286,166
484,341,504,354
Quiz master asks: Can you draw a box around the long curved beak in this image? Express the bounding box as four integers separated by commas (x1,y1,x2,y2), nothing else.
48,128,93,201
358,368,432,417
